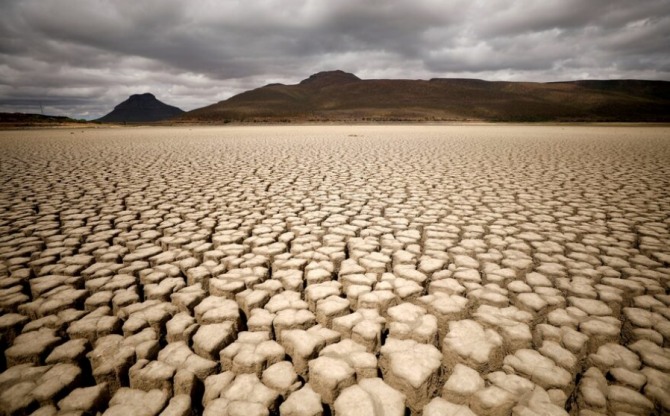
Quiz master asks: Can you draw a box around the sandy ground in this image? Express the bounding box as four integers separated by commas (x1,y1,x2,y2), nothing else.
0,125,669,416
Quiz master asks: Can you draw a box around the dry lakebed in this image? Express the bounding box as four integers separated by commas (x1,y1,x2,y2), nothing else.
0,125,669,416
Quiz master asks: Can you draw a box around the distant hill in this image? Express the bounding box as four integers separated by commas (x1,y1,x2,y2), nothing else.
0,112,85,127
180,70,670,122
97,93,184,123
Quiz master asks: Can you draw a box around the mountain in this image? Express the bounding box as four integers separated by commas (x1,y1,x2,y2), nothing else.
97,93,184,122
180,70,670,122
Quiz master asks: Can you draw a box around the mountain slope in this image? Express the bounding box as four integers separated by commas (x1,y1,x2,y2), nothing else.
98,93,184,122
181,71,670,122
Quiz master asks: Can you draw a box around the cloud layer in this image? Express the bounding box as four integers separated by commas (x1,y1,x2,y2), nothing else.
1,0,669,119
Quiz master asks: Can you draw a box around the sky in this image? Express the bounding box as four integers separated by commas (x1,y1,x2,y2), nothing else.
1,0,669,120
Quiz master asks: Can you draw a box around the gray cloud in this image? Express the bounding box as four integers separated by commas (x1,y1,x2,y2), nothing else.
0,0,668,119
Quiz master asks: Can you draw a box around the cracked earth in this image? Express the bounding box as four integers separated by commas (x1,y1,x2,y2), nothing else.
0,125,669,416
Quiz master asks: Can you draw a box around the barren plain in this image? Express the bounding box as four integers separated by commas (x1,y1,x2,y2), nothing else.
0,125,669,416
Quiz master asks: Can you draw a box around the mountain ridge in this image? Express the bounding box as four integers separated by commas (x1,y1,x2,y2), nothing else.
179,71,670,123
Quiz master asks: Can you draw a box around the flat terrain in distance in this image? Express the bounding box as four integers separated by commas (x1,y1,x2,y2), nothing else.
0,125,669,416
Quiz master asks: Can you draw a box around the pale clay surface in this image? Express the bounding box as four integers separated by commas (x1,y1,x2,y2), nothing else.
0,125,669,415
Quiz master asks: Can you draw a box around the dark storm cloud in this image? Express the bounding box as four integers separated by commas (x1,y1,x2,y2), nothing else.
1,0,668,119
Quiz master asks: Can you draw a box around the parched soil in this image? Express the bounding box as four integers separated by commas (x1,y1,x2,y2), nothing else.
0,125,669,416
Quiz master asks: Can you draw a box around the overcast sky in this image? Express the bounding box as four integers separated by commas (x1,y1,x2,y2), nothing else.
1,0,669,119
